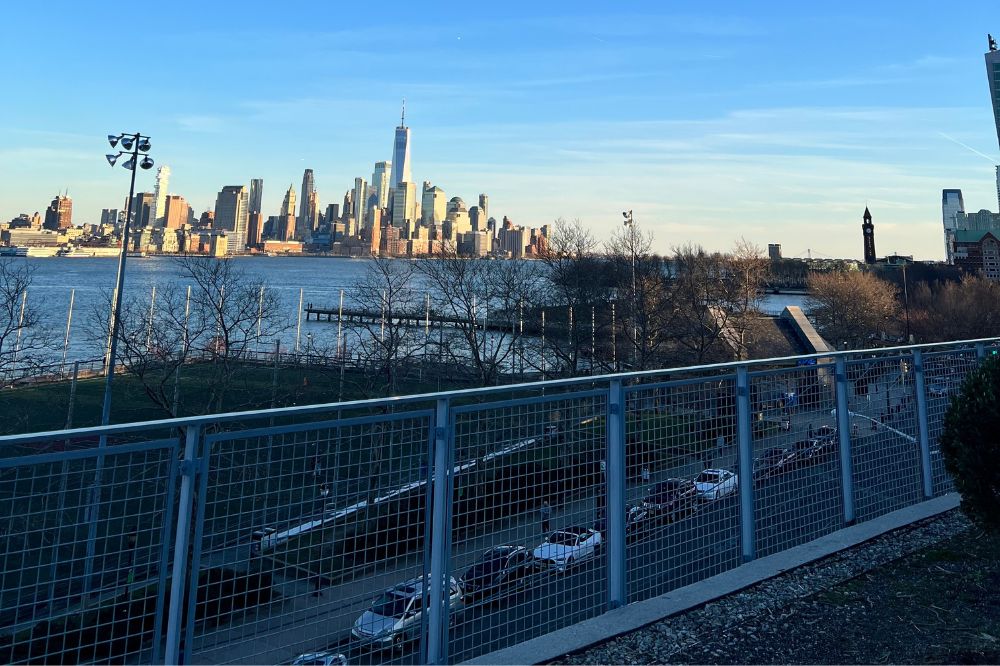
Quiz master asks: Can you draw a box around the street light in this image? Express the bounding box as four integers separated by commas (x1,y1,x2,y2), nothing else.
622,210,638,367
83,132,153,601
101,132,153,425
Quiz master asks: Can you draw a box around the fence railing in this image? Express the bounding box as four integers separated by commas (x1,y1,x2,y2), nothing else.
0,338,994,665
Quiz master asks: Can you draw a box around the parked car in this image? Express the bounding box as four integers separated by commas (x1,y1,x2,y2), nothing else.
813,425,837,443
595,504,652,541
288,652,348,666
459,545,535,602
352,575,462,649
642,478,699,519
693,469,738,500
532,526,602,572
790,436,836,465
928,383,950,398
753,447,795,482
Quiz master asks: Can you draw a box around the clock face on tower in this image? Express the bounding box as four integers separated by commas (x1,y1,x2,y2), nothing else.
865,229,872,235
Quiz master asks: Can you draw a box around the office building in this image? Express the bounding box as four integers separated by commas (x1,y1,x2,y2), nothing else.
247,213,263,247
43,194,72,230
953,229,1000,280
391,102,412,188
942,189,966,264
151,165,170,227
100,208,119,228
307,190,321,232
162,195,190,230
862,207,876,264
987,34,1000,149
421,183,446,225
298,169,315,236
130,193,154,229
768,243,782,260
478,193,489,221
248,178,264,216
213,185,249,254
391,182,417,228
372,161,391,210
353,177,368,229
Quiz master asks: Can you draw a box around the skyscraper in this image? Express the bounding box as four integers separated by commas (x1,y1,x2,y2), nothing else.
280,184,297,241
213,185,249,254
372,161,391,210
987,34,1000,149
308,190,321,232
151,166,170,227
351,178,367,230
421,182,446,225
43,194,72,230
130,193,154,229
862,207,876,264
162,195,190,230
942,189,966,264
391,102,412,188
249,178,264,216
478,193,489,221
392,182,417,228
298,169,315,236
100,208,119,229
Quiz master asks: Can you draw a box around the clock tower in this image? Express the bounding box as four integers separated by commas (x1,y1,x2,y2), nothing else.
862,207,876,264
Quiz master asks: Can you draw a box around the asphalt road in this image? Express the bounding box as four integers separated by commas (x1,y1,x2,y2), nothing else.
288,428,926,666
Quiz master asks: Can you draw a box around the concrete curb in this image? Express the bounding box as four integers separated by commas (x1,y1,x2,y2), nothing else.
462,494,960,665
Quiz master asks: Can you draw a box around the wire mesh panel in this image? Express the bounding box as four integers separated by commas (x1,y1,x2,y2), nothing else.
0,437,179,665
624,376,741,604
923,348,980,496
846,356,922,521
188,409,433,666
447,389,608,663
750,364,844,557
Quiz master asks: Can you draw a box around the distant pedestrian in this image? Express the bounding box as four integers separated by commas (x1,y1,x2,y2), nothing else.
807,423,814,439
852,422,860,438
641,466,651,483
540,500,552,534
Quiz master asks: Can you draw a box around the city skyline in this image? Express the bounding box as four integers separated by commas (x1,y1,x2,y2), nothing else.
2,3,1000,260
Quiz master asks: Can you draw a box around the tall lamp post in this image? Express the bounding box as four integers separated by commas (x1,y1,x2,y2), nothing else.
622,210,638,367
81,134,152,602
102,132,154,424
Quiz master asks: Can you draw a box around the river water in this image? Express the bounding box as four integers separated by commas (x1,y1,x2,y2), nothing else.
8,256,808,363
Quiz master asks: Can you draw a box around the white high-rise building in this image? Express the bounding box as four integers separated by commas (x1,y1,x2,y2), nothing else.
151,166,170,227
987,35,1000,150
353,177,368,229
421,182,447,225
942,189,966,264
372,161,391,210
391,102,412,188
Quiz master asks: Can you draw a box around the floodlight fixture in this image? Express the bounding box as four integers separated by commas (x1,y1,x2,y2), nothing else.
138,138,151,152
120,136,135,150
106,153,119,167
108,134,120,148
139,156,154,170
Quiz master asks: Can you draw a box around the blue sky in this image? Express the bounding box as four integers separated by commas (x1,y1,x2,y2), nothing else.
2,0,999,259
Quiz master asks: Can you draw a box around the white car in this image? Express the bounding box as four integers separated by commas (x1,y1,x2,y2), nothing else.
693,469,738,501
352,575,462,649
531,526,602,572
289,652,348,666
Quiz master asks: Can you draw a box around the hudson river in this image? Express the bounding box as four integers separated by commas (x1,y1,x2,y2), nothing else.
10,256,807,363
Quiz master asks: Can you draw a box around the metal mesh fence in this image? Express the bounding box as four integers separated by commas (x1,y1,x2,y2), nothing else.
447,390,608,662
750,364,844,558
0,339,990,665
0,437,179,665
625,376,741,604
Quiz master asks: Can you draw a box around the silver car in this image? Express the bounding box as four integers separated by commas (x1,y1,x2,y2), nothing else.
352,575,462,649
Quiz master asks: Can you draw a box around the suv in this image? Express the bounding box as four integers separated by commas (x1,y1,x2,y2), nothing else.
352,575,462,649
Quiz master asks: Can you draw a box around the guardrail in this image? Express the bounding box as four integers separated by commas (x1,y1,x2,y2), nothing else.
0,338,994,665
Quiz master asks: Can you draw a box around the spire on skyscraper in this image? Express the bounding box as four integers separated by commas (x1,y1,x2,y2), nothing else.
400,98,406,127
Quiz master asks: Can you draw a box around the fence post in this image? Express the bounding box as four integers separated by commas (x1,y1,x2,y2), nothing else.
427,398,453,665
834,356,856,525
606,379,627,608
165,424,200,665
736,367,755,562
912,349,934,498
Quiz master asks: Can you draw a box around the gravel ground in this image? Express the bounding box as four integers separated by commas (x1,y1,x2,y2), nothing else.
553,510,1000,664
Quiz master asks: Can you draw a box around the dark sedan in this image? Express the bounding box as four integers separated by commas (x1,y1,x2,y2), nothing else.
459,545,535,603
642,478,699,520
753,447,795,482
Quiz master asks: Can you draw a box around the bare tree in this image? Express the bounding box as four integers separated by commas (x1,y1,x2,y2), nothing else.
720,238,770,360
90,256,286,417
349,257,423,395
806,270,898,349
908,275,1000,343
540,219,613,374
417,253,541,386
671,245,730,364
0,259,48,381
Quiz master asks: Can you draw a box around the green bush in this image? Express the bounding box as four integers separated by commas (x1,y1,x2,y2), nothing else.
939,357,1000,531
